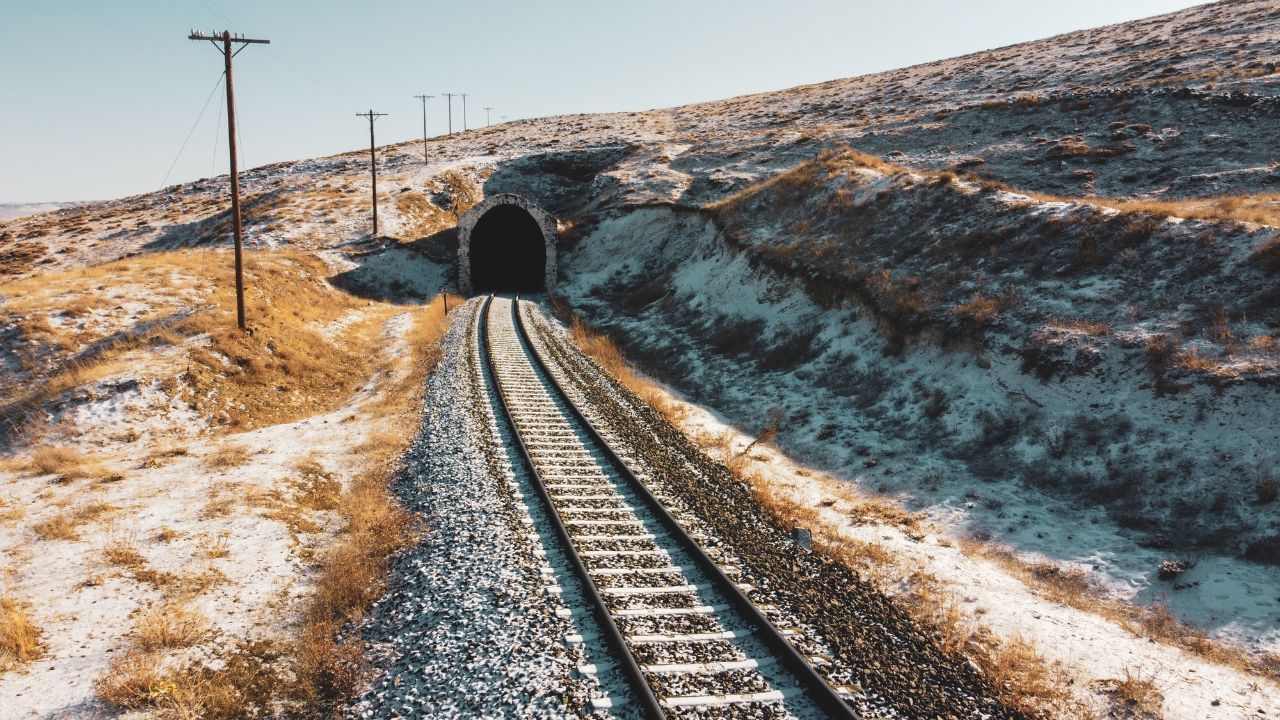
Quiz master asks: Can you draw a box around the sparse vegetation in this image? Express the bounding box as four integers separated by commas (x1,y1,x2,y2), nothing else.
103,536,147,570
0,596,43,670
29,445,87,477
205,442,252,470
87,294,452,716
1094,670,1164,718
133,603,208,651
94,650,167,711
960,538,1280,683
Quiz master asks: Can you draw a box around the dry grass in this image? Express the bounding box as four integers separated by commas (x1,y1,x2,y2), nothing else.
29,445,86,477
204,443,252,470
565,313,679,418
0,596,43,671
141,445,189,469
1088,193,1280,228
155,526,181,542
134,603,209,651
394,191,452,238
950,291,1016,330
202,481,239,519
33,513,80,541
103,536,147,570
31,501,116,541
94,650,168,711
202,534,231,559
1254,237,1280,274
282,299,451,708
2,249,388,440
1045,319,1111,337
92,296,452,717
708,146,909,212
1094,670,1164,718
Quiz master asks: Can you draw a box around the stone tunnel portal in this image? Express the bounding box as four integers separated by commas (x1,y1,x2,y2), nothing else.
458,194,556,295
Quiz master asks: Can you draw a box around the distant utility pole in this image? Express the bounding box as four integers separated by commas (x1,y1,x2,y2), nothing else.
413,94,433,163
483,107,493,126
461,93,469,131
188,29,269,332
443,93,457,134
356,110,387,238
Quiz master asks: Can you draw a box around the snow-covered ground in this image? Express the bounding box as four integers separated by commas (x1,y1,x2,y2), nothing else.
0,294,435,717
2,1,1280,716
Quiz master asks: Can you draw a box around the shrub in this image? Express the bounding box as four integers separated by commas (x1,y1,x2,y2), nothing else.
134,604,208,650
94,650,166,711
0,597,43,670
1255,237,1280,274
32,514,79,541
29,445,85,477
205,443,252,470
1144,334,1179,374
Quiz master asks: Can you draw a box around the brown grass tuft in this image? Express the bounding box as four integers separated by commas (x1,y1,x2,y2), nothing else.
205,443,252,470
0,596,43,670
134,603,208,651
104,536,147,570
29,445,86,478
1094,670,1164,718
33,514,80,541
94,650,168,711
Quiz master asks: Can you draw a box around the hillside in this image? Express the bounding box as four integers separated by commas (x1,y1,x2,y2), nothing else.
2,0,1280,717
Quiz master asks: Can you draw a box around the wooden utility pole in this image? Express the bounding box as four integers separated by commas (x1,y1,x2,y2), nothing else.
461,93,469,131
189,30,269,332
443,93,457,134
483,107,493,126
356,110,387,237
413,94,433,163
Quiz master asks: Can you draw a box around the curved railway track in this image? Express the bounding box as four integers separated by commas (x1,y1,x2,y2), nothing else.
478,295,857,719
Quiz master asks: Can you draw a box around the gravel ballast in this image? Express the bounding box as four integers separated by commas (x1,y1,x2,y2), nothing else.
349,299,625,718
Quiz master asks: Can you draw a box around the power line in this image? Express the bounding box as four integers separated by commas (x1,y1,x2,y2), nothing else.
442,93,458,134
161,70,224,189
210,79,225,177
189,29,270,332
356,110,387,238
413,94,433,164
195,0,234,27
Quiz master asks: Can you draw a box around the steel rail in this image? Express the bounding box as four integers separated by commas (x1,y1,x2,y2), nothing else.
510,297,859,720
478,295,667,719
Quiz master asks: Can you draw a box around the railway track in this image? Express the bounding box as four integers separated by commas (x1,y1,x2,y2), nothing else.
478,295,857,719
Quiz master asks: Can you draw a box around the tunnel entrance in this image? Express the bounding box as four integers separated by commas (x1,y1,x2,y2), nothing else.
469,204,546,293
458,193,557,295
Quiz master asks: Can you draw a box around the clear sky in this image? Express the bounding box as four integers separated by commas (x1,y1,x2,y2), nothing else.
0,0,1207,204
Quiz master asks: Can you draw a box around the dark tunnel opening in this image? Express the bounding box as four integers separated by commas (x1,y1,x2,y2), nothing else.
469,204,546,293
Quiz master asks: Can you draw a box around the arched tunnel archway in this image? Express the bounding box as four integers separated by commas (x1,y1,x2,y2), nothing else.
470,205,545,293
458,194,557,295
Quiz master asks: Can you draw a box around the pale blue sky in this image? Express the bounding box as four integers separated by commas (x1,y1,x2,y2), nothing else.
0,0,1207,203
